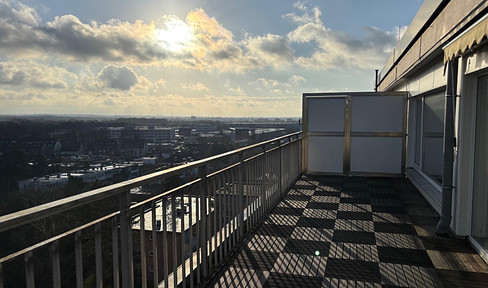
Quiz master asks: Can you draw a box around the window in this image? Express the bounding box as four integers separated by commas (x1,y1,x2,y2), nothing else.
149,250,154,257
412,92,445,184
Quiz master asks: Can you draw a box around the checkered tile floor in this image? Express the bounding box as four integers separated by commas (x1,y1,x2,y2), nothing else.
207,175,488,288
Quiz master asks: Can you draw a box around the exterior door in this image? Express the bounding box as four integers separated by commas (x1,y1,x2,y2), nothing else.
303,92,406,176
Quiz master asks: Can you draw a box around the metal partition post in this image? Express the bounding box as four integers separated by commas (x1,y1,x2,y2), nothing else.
119,190,134,288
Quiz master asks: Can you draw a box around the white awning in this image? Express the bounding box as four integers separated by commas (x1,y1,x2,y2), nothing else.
444,16,488,63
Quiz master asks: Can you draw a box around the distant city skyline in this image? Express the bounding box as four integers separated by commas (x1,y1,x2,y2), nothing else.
0,0,422,117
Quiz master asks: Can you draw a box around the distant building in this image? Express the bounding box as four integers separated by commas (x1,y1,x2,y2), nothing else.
18,163,140,192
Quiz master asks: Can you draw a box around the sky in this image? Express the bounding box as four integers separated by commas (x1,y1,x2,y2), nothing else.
0,0,422,117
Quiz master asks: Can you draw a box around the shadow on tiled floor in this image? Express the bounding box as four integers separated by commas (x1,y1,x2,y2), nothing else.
206,175,488,288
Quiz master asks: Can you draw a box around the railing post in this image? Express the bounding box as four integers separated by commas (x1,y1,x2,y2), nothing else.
95,224,103,288
112,217,120,288
198,165,208,279
119,190,134,288
51,240,61,288
238,152,244,239
24,251,34,288
0,262,3,288
261,145,267,216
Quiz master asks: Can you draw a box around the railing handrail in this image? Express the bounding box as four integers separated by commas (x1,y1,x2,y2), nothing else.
0,132,301,232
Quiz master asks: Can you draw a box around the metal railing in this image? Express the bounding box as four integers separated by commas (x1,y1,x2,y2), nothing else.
0,132,302,288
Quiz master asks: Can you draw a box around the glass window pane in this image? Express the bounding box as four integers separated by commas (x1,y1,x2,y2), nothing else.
422,92,444,183
472,74,488,249
415,98,422,165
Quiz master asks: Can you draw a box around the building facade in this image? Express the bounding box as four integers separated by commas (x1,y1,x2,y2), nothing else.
377,0,488,262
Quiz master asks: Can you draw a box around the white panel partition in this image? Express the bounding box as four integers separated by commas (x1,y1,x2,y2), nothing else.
303,92,406,176
307,137,344,173
308,98,345,132
350,137,402,174
304,96,346,174
351,96,404,132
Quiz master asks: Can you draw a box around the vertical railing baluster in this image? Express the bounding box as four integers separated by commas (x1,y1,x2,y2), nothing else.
151,201,159,287
0,262,4,288
232,168,237,247
279,142,283,197
171,194,177,287
24,251,34,288
75,231,83,288
188,187,194,288
195,187,201,285
51,240,61,288
119,190,134,288
206,179,212,273
181,191,186,288
162,197,168,288
238,153,244,242
245,161,250,233
95,224,103,288
212,177,218,267
224,170,229,257
198,165,208,279
139,207,147,288
112,217,120,288
217,175,223,264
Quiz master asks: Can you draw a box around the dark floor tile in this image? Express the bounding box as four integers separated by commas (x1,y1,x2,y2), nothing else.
374,222,417,235
371,205,406,214
342,187,369,193
336,211,373,221
332,230,376,245
409,215,440,226
293,184,316,190
297,217,335,229
325,258,381,282
272,206,304,216
436,269,488,288
420,236,477,253
264,272,323,288
284,194,312,202
377,246,433,267
256,224,295,238
282,238,331,256
341,198,371,204
231,248,280,271
306,202,339,210
314,190,341,197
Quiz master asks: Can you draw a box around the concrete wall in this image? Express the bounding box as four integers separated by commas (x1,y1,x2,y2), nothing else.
379,0,488,92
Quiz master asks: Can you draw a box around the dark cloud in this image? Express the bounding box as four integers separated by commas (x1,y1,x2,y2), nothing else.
98,65,138,90
0,64,25,85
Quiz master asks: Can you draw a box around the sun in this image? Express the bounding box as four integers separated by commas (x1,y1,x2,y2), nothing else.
155,17,193,52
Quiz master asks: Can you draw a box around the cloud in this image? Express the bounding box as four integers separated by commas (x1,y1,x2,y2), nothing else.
97,65,138,90
0,64,25,85
246,34,294,67
0,61,72,89
286,1,398,70
289,75,305,84
180,82,210,91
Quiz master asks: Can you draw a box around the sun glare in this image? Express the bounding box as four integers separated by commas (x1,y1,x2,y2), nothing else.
155,17,193,52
